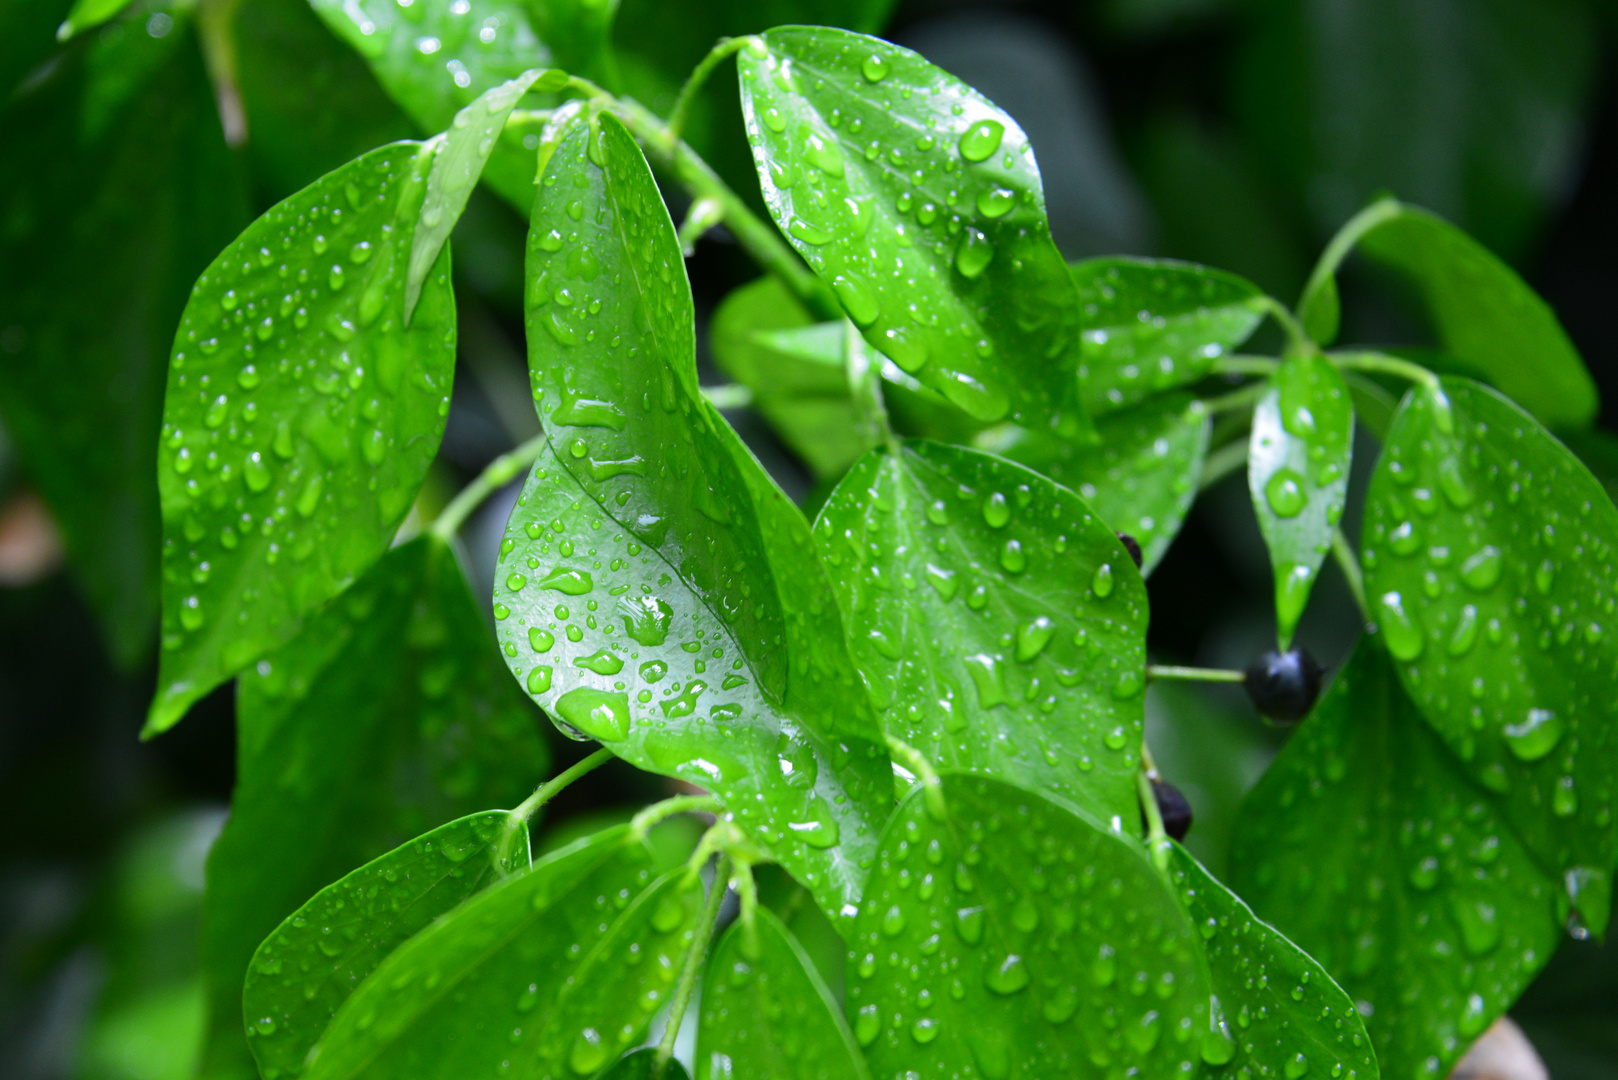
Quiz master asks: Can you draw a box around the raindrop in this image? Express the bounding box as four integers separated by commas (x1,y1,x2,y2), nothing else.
958,119,1005,162
1015,617,1055,662
984,953,1029,995
1460,546,1502,591
1375,592,1424,661
1503,708,1564,762
1265,468,1307,518
861,53,890,82
1091,563,1115,599
552,688,630,741
982,492,1010,528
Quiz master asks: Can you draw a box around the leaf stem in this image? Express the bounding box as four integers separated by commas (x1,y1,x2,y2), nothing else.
1328,350,1441,393
1331,528,1371,624
496,747,616,871
1200,381,1269,416
665,36,757,145
656,854,731,1077
1198,440,1249,492
631,794,722,841
1137,769,1171,872
886,735,945,820
1298,196,1403,321
430,431,549,541
1146,664,1247,684
1261,296,1315,355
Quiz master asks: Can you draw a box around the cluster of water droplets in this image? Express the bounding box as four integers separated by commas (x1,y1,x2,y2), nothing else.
336,0,546,98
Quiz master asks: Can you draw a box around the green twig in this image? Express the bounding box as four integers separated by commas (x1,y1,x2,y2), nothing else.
1328,350,1441,393
496,748,615,871
431,431,549,540
631,795,722,840
1297,196,1403,320
665,37,756,144
1146,665,1246,684
656,854,731,1076
1212,354,1282,377
1261,296,1314,355
1332,528,1371,623
1137,769,1171,872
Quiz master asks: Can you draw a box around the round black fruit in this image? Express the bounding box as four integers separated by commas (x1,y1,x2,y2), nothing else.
1116,533,1143,570
1149,778,1192,841
1243,647,1324,723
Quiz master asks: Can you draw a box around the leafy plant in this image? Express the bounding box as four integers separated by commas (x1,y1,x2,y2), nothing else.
7,4,1617,1080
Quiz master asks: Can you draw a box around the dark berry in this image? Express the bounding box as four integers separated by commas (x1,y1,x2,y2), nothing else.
1243,647,1324,723
1146,778,1192,841
1116,533,1143,570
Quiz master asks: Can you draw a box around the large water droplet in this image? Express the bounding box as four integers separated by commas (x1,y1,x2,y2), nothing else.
861,53,890,82
1460,546,1502,591
553,688,630,742
955,228,994,279
1376,592,1424,660
984,953,1029,995
958,119,1005,162
1265,468,1307,518
1015,617,1055,662
1503,708,1564,762
965,653,1008,709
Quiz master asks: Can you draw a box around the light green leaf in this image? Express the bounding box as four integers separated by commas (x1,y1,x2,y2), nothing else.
1070,257,1267,416
148,140,456,735
697,907,871,1080
1248,354,1354,646
814,440,1148,827
299,829,688,1080
848,774,1210,1079
55,0,134,41
243,812,527,1080
599,1048,691,1080
1361,377,1618,931
1166,844,1378,1080
983,394,1210,576
498,111,890,925
200,536,547,1079
738,27,1086,429
1230,641,1564,1080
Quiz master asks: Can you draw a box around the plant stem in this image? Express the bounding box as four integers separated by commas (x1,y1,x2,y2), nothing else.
431,431,550,541
1332,528,1371,623
1297,196,1402,321
656,855,731,1076
631,794,722,840
1200,381,1268,416
1328,350,1441,393
1261,296,1314,355
1137,769,1171,872
496,748,615,871
1198,440,1249,491
1146,664,1246,684
1213,354,1282,377
886,735,945,819
665,36,756,144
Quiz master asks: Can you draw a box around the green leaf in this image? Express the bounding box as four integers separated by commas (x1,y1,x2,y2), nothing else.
0,12,248,668
1248,354,1354,646
1166,844,1378,1079
499,111,890,924
54,0,134,41
1229,641,1564,1080
697,907,870,1080
710,277,873,480
814,440,1148,827
1069,257,1267,416
983,394,1210,576
148,140,456,734
599,1048,691,1080
848,774,1210,1078
1361,377,1618,931
200,536,547,1079
738,27,1086,429
300,828,692,1080
243,811,527,1080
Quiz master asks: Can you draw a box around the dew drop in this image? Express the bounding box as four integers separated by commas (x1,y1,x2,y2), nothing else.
958,119,1005,162
1375,591,1424,660
1503,708,1564,762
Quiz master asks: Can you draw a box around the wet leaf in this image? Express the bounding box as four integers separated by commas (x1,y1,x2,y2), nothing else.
848,774,1209,1080
497,111,890,926
1361,377,1618,931
200,536,547,1078
814,440,1148,827
697,907,871,1080
600,1048,690,1080
1070,258,1267,416
243,812,527,1080
984,394,1210,576
1230,642,1564,1080
55,0,135,41
299,829,687,1080
148,140,455,735
1166,844,1378,1080
1248,354,1354,646
738,27,1087,430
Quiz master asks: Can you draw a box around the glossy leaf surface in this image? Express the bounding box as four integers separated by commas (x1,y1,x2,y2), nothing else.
55,0,135,41
1361,378,1618,927
698,907,870,1080
1248,354,1354,645
814,440,1148,827
150,141,457,734
201,536,546,1077
601,1049,691,1080
848,775,1209,1079
1231,643,1563,1080
1166,844,1378,1080
1070,258,1266,416
499,112,889,923
300,829,681,1080
739,27,1085,428
244,811,526,1080
986,395,1210,576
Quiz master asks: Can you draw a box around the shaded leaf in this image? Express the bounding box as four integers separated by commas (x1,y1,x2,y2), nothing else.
1248,354,1353,645
1070,257,1266,416
148,140,455,734
697,907,870,1080
1230,642,1564,1080
244,811,528,1080
1361,377,1618,930
847,774,1210,1079
814,440,1148,827
738,27,1086,429
497,111,890,925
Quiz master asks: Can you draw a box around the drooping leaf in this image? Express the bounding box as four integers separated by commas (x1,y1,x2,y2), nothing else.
697,907,870,1080
1230,642,1564,1080
738,27,1087,429
599,1048,691,1080
299,828,690,1080
1166,844,1378,1080
243,811,528,1080
814,440,1148,827
848,774,1210,1079
1361,377,1618,931
0,10,248,668
497,111,890,925
984,394,1210,576
200,536,547,1079
1069,257,1267,416
1248,353,1354,646
148,140,456,734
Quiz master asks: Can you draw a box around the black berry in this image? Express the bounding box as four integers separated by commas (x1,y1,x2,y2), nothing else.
1116,533,1143,570
1146,778,1192,841
1243,647,1324,723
